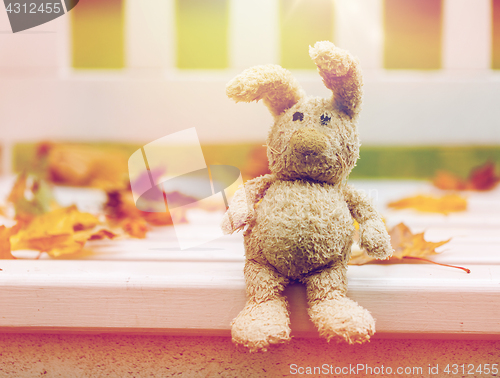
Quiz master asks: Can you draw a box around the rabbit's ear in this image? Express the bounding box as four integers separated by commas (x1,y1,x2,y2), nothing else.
226,64,304,117
309,41,363,120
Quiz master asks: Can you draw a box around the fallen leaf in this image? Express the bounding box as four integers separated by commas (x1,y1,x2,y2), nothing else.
387,222,448,260
387,193,467,214
6,173,58,222
85,226,125,241
433,161,500,191
468,161,500,190
0,225,21,259
242,145,270,180
10,205,120,258
349,222,448,265
433,170,466,191
349,223,469,273
104,189,190,238
42,144,129,190
7,172,28,204
120,218,150,239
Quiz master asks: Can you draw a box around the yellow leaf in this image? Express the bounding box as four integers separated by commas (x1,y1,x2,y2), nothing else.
349,223,450,266
387,194,467,214
44,239,86,258
388,222,449,260
10,205,118,258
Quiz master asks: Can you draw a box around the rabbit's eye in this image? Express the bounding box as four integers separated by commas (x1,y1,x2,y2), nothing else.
320,114,331,125
293,112,304,121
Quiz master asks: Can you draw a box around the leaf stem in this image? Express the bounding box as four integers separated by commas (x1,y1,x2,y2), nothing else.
403,256,470,273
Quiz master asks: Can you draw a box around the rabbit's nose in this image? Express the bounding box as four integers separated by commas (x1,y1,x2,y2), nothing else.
290,127,328,156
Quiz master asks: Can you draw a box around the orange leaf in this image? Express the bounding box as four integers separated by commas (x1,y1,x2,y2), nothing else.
349,223,460,271
45,144,129,190
388,222,449,260
387,194,467,214
120,218,149,239
433,161,500,191
433,171,467,191
0,225,19,259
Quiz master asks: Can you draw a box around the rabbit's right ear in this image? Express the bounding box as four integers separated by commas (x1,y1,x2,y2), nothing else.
226,64,304,117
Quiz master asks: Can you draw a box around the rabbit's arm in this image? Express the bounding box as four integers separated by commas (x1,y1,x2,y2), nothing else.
221,174,275,234
343,185,394,259
309,41,363,120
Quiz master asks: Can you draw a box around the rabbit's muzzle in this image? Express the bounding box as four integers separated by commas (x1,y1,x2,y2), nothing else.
289,127,328,157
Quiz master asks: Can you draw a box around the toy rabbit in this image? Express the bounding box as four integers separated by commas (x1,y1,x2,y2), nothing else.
221,41,393,352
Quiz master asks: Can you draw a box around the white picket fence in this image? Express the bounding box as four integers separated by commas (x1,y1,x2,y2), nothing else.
0,0,500,174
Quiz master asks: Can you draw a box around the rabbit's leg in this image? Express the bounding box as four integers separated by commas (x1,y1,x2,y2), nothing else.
231,259,291,352
303,261,375,344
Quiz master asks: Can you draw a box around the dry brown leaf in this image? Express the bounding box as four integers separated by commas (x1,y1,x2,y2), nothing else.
388,222,449,260
72,224,126,242
104,189,190,238
387,193,467,214
349,223,469,273
105,190,174,225
119,218,150,239
349,223,449,265
86,226,125,241
433,161,500,191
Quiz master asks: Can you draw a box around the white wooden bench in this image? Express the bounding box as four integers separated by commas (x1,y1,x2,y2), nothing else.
1,177,499,339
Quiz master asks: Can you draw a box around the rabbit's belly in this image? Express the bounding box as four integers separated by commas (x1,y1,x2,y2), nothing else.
253,181,354,279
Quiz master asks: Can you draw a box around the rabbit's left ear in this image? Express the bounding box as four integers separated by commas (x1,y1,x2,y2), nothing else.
226,64,304,117
310,41,363,119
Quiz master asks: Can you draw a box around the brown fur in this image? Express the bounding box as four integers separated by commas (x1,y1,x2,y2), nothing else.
221,41,393,352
